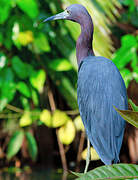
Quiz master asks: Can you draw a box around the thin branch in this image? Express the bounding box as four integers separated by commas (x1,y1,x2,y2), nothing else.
56,129,68,172
65,109,79,115
6,104,24,113
76,131,85,172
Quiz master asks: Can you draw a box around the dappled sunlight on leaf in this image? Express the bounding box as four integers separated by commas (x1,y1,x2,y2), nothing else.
29,69,46,93
48,59,73,71
18,31,34,46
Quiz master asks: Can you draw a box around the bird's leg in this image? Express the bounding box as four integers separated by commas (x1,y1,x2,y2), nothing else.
84,138,91,173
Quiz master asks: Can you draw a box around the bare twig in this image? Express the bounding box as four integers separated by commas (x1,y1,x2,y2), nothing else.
6,104,24,113
56,129,68,172
76,131,85,172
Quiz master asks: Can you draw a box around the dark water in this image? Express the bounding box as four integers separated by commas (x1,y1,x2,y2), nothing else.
0,169,75,180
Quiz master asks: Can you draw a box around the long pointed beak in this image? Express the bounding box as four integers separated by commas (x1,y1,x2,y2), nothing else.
43,10,69,22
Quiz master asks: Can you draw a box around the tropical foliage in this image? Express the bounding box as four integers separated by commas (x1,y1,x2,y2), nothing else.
0,0,137,177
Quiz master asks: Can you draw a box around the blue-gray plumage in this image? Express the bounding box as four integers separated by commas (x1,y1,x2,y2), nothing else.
44,4,128,165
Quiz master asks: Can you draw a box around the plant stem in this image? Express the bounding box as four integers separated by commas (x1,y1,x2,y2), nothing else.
56,129,68,172
6,104,24,113
84,138,91,173
76,131,85,172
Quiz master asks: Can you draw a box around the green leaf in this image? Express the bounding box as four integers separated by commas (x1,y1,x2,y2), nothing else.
121,34,137,47
0,67,16,110
31,89,39,106
7,130,24,159
112,35,137,69
129,99,138,111
16,0,39,19
25,132,38,161
73,164,138,180
133,66,138,82
0,0,11,24
12,56,28,79
29,69,46,93
120,68,132,88
17,81,31,98
48,59,73,71
33,33,51,53
114,106,138,128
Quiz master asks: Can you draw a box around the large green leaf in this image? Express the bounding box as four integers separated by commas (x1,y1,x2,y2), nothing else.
112,35,137,69
16,0,39,19
7,130,24,159
73,164,138,180
0,0,11,24
25,132,38,161
12,56,28,79
114,107,138,128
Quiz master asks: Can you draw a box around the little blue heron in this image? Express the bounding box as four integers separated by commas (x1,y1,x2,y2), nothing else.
44,4,128,172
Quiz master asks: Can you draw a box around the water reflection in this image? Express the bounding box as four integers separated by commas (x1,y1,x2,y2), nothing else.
0,169,75,180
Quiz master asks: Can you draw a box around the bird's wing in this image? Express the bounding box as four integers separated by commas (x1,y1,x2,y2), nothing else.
77,56,128,165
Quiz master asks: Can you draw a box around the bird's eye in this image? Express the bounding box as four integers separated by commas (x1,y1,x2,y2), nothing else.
66,9,70,14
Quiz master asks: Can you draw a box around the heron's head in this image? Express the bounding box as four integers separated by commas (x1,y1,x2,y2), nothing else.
43,4,90,25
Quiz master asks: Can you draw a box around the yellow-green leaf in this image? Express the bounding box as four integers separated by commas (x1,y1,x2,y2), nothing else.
82,147,100,161
40,109,52,127
19,112,32,127
34,33,51,53
52,110,70,128
129,99,138,112
18,31,33,46
29,69,46,93
48,59,73,71
114,106,138,128
74,115,84,131
58,120,76,145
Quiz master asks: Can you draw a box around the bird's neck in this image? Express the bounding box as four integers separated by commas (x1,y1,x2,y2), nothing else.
76,17,94,66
